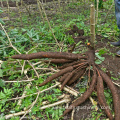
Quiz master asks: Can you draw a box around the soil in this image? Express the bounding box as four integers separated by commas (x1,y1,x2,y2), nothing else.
0,0,57,7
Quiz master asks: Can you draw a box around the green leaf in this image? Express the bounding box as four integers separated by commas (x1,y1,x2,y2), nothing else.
104,91,110,98
0,79,5,88
80,88,86,93
0,19,5,25
0,69,3,77
95,59,102,64
98,49,107,55
95,53,105,61
95,53,105,64
0,9,3,13
0,91,6,99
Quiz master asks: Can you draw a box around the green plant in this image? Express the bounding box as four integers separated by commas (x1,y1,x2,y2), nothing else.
0,79,5,88
95,52,105,64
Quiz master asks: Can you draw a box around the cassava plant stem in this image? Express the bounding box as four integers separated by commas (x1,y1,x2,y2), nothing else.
90,4,95,47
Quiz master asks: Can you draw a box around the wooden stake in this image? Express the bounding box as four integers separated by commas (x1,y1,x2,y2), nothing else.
90,4,95,47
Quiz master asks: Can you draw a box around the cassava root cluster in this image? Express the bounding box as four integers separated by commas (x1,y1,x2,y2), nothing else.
11,47,120,120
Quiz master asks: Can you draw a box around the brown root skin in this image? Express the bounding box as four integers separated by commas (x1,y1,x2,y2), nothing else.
86,47,95,65
97,76,113,120
38,66,73,87
99,69,120,120
62,69,97,116
11,52,86,60
67,68,86,85
44,59,73,64
59,73,70,82
60,68,78,90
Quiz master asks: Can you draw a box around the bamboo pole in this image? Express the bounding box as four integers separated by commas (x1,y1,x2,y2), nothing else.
90,4,95,47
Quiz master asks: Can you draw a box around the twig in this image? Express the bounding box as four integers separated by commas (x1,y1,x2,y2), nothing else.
38,1,60,48
104,1,114,22
0,23,21,54
112,81,120,87
17,60,29,80
21,60,26,74
56,82,79,96
24,94,66,111
33,61,42,66
38,72,55,76
37,0,44,21
27,60,39,78
20,90,40,120
5,111,29,119
35,67,59,72
40,95,71,110
89,97,98,111
71,108,75,120
17,83,32,106
5,79,34,83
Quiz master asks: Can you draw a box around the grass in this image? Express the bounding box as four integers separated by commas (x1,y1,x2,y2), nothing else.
0,0,119,119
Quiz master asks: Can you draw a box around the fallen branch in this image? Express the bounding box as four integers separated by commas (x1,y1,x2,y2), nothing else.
35,67,59,72
17,83,32,106
5,79,34,83
56,82,79,96
5,111,29,119
40,95,71,110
